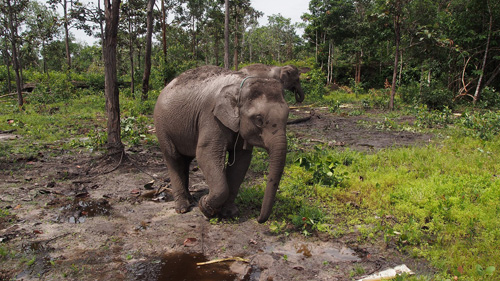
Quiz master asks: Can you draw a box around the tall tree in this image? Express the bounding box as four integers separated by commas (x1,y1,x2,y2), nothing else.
49,0,72,70
389,0,402,110
3,0,27,107
473,0,493,104
224,0,229,68
141,0,155,100
104,0,124,156
24,1,60,78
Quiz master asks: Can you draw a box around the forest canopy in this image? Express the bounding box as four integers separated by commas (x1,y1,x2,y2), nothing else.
1,0,499,108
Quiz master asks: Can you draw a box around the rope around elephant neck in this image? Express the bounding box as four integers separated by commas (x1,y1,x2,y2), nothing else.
227,133,240,167
227,76,256,167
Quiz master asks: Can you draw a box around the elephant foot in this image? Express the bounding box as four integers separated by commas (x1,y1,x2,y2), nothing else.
198,195,218,219
175,199,192,214
220,204,239,219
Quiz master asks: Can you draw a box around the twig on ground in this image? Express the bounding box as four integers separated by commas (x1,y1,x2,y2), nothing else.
196,257,249,266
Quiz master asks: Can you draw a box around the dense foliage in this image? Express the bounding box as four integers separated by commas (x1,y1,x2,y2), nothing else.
1,0,497,108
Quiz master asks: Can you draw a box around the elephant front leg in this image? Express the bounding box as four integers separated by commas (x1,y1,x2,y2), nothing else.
196,146,230,219
220,148,253,218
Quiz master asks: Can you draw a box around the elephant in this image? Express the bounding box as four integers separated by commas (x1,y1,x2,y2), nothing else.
153,65,289,223
240,64,305,103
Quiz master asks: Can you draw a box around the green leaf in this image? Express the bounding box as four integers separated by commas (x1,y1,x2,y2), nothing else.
485,266,495,275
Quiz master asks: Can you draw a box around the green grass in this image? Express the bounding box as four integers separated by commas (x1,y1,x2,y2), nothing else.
239,88,500,279
0,90,157,160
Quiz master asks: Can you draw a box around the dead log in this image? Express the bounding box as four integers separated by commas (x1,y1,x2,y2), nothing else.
287,116,311,125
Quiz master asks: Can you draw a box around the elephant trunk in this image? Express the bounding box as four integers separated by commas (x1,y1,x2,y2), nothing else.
294,84,305,103
257,135,287,223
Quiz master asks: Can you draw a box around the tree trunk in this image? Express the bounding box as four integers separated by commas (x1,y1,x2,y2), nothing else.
98,0,105,62
142,0,155,101
473,0,492,104
214,32,220,66
128,18,135,96
104,0,124,156
224,0,229,69
233,12,238,71
6,0,22,107
42,40,50,81
63,0,71,70
3,40,12,94
389,1,401,110
161,0,167,62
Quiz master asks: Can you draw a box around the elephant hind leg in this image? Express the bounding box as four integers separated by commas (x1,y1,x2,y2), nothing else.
166,155,194,213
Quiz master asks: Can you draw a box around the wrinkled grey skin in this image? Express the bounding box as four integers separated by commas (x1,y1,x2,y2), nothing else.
240,64,305,103
154,66,289,223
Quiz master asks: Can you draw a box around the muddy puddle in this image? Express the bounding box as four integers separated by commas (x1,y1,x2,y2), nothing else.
56,198,111,223
16,240,56,279
265,241,361,264
129,252,239,281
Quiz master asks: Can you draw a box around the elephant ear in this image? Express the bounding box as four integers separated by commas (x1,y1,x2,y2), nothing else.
280,66,291,83
214,84,240,132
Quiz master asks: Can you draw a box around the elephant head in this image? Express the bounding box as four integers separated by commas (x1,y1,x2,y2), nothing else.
279,65,305,103
240,64,305,103
214,77,289,223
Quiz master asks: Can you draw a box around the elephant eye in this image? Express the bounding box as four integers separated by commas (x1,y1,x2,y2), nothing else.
253,115,264,128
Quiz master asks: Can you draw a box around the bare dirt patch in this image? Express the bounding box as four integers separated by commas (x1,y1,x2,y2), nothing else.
0,108,435,280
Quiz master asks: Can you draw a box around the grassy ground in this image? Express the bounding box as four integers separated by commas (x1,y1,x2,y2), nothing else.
2,86,500,280
242,90,500,280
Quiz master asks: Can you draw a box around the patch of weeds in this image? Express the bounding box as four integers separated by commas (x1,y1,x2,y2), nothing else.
327,100,342,114
209,218,221,225
286,132,302,153
348,109,364,116
458,110,500,140
349,264,365,277
26,256,36,266
0,244,15,259
268,220,287,235
121,115,154,146
289,205,327,237
475,264,496,277
368,88,391,109
0,208,10,218
295,145,348,187
249,148,268,174
236,185,264,214
413,105,454,129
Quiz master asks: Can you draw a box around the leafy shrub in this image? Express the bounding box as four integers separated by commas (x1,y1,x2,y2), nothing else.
301,68,327,101
84,72,105,90
399,83,420,105
476,87,500,109
29,71,75,103
296,146,348,187
400,84,454,110
414,105,454,128
368,88,390,109
459,110,500,140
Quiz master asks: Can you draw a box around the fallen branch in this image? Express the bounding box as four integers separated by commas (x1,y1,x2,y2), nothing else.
196,257,249,266
287,116,311,125
289,104,316,110
0,93,16,99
